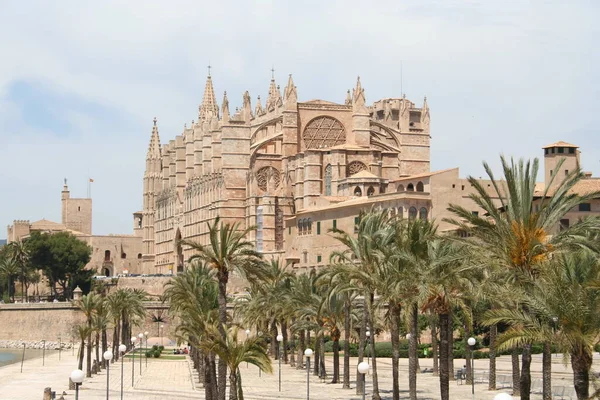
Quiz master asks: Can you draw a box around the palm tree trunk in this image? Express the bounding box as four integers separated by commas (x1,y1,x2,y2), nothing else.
366,294,381,400
270,320,278,359
297,330,305,370
86,332,93,377
102,328,107,366
488,323,496,390
356,297,367,395
390,304,401,400
229,369,238,400
95,333,101,371
282,320,289,363
448,309,454,381
571,350,592,400
409,303,419,400
465,325,472,385
78,339,85,370
520,344,532,400
319,335,326,379
432,318,439,377
217,275,229,400
332,336,340,383
439,312,450,400
209,352,219,400
204,353,214,400
313,333,320,376
542,342,551,400
343,295,351,389
511,346,521,396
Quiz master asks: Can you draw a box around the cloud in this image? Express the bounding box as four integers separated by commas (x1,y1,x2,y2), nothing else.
1,0,599,235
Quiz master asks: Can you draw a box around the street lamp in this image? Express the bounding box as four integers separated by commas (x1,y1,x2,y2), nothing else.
366,330,371,365
138,333,143,374
245,329,251,368
71,369,84,400
304,348,313,400
358,361,370,400
118,344,126,400
42,339,46,366
160,325,164,346
277,334,283,392
144,332,149,368
494,394,513,400
552,316,559,358
467,337,476,399
130,336,137,387
58,336,62,361
103,350,113,400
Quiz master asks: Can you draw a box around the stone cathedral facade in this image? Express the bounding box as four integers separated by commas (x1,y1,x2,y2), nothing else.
140,74,431,274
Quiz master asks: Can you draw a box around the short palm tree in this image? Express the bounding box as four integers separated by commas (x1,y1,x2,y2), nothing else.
0,256,18,302
445,156,600,400
9,240,30,301
202,326,272,400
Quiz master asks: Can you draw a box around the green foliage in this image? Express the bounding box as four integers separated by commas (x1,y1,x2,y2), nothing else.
152,345,158,351
145,350,153,358
153,349,161,358
27,231,92,298
158,345,164,351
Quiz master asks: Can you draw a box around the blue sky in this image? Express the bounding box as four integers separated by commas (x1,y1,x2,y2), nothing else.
1,0,599,236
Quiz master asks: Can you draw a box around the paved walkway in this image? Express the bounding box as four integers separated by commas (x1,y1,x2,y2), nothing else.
0,346,592,399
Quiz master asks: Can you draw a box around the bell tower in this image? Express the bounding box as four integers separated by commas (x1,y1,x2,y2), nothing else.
543,141,580,190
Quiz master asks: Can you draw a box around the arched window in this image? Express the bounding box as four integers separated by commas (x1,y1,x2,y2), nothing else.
307,218,312,234
354,186,362,196
407,183,415,192
397,184,405,192
121,253,126,259
297,219,302,235
303,116,346,149
137,253,142,259
416,181,424,192
398,206,404,219
104,250,111,262
302,219,308,235
409,207,418,220
367,186,375,196
419,207,428,220
324,164,332,196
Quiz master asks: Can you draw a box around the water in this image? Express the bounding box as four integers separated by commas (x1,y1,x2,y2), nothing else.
0,349,46,368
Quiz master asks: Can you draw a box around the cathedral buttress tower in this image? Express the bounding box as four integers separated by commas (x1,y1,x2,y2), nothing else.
142,117,162,271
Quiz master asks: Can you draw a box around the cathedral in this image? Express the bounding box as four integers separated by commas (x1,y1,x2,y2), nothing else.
140,73,431,274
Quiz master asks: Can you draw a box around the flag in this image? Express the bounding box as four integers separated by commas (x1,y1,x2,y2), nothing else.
89,178,94,183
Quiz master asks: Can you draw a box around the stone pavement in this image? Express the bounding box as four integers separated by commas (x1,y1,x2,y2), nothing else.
0,346,592,399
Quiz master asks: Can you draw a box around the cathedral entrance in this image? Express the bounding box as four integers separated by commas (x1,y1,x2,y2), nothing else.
175,229,184,273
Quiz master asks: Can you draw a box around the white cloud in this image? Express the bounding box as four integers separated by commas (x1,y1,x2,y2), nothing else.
0,0,599,234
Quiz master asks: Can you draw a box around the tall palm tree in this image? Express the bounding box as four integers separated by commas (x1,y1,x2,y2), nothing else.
182,216,264,400
76,324,92,371
202,327,273,400
0,256,19,302
420,239,480,400
9,240,30,302
75,293,99,377
330,209,393,399
446,156,600,400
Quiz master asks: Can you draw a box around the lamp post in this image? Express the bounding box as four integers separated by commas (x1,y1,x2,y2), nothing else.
277,334,283,392
358,361,370,400
144,332,149,368
258,331,263,377
119,344,126,400
58,336,62,361
130,336,136,387
71,369,84,400
42,339,46,366
103,350,113,400
366,330,371,365
304,348,313,400
20,340,25,373
138,333,143,374
494,394,513,400
552,316,558,358
467,337,476,399
160,325,164,346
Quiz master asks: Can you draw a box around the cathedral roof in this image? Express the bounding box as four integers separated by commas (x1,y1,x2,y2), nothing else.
392,168,458,182
542,141,578,149
347,170,379,179
30,219,66,231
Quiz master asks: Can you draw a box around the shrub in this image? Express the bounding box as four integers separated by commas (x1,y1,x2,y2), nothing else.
158,345,164,352
153,349,161,358
145,350,153,358
152,345,158,351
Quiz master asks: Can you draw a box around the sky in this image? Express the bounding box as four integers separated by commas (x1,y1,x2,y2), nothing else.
1,0,599,236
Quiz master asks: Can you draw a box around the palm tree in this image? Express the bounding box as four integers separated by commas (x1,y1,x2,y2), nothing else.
330,209,393,399
486,250,600,400
9,240,30,302
164,262,220,400
445,156,600,400
0,256,19,302
420,239,480,400
202,327,273,400
75,293,99,377
76,324,92,371
181,216,264,400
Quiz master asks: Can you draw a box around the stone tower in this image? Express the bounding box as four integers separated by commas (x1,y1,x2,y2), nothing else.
142,118,162,271
61,179,92,234
543,141,580,190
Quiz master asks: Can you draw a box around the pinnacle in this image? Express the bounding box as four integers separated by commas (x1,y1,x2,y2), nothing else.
147,117,161,159
199,74,219,121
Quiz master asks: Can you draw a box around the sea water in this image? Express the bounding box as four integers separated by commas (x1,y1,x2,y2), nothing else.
0,349,45,368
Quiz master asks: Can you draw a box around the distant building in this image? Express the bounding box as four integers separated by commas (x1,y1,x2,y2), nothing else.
6,181,143,277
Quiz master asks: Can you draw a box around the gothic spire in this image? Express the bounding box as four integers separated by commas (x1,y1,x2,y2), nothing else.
199,73,219,121
222,91,230,122
255,95,263,116
345,89,352,105
352,76,367,112
243,90,252,122
146,117,161,160
265,70,282,111
284,74,297,101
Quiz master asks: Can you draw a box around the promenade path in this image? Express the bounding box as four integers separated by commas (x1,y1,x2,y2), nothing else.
0,345,595,399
